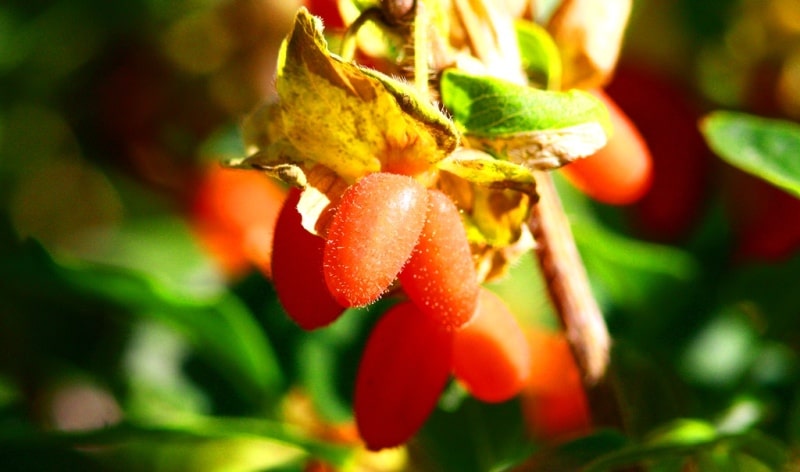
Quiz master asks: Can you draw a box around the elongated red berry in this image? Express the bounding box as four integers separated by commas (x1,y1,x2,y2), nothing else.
452,289,530,402
323,172,428,307
560,90,653,205
399,189,479,330
354,301,454,450
272,188,345,330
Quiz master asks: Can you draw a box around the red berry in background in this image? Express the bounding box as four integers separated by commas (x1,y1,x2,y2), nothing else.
725,171,800,262
272,188,345,330
520,328,591,441
399,189,479,330
304,0,345,30
560,90,654,205
606,64,711,242
323,172,429,307
190,166,286,278
452,289,530,403
354,301,454,450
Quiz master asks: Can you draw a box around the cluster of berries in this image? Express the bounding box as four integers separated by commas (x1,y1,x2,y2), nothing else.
271,172,531,450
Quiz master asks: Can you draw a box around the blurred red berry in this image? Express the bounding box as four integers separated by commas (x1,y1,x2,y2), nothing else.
272,188,346,330
725,171,800,262
520,328,591,441
560,90,654,205
606,64,711,242
304,0,346,30
323,172,429,307
354,301,454,450
399,189,479,330
452,289,530,403
190,166,286,278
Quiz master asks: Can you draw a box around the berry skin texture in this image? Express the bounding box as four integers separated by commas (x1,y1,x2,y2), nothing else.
191,166,286,279
354,301,454,451
399,189,479,330
560,89,653,205
323,173,429,307
452,289,531,403
272,188,345,330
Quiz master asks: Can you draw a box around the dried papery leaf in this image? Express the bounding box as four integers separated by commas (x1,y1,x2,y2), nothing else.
547,0,632,89
473,225,536,282
451,0,527,85
296,165,350,236
436,148,538,199
276,8,458,182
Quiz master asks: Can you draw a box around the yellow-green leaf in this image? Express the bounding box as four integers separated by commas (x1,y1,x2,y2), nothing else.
274,8,458,182
436,148,537,199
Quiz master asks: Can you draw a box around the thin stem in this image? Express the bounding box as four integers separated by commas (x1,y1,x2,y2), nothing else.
528,171,610,385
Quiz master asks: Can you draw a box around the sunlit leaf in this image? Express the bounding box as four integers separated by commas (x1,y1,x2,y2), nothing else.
436,148,537,198
701,111,800,198
515,19,562,90
239,8,458,183
440,69,610,169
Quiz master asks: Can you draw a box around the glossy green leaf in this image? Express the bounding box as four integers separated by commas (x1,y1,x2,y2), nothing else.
515,19,562,90
701,111,800,198
440,69,611,170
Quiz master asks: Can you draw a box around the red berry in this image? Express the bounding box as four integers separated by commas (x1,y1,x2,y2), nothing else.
354,301,454,450
399,189,479,330
304,0,345,30
272,188,345,330
191,166,286,278
560,90,653,205
323,173,429,307
607,64,711,241
452,289,530,402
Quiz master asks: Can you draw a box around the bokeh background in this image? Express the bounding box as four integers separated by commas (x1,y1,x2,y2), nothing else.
2,0,800,470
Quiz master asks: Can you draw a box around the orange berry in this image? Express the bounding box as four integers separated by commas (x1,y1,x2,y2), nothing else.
452,289,530,402
323,173,428,307
560,90,653,205
520,328,591,440
399,189,479,330
354,301,454,450
191,166,286,278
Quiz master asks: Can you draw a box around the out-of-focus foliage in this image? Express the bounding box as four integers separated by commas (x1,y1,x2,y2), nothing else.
1,0,800,471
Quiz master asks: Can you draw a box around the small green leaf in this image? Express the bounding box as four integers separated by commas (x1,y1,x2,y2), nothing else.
515,19,562,90
440,69,610,170
701,111,800,198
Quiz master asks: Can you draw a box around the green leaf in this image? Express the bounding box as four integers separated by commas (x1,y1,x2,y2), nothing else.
701,111,800,198
1,239,284,406
0,416,353,471
440,69,611,170
581,420,789,472
520,429,628,471
515,19,562,90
